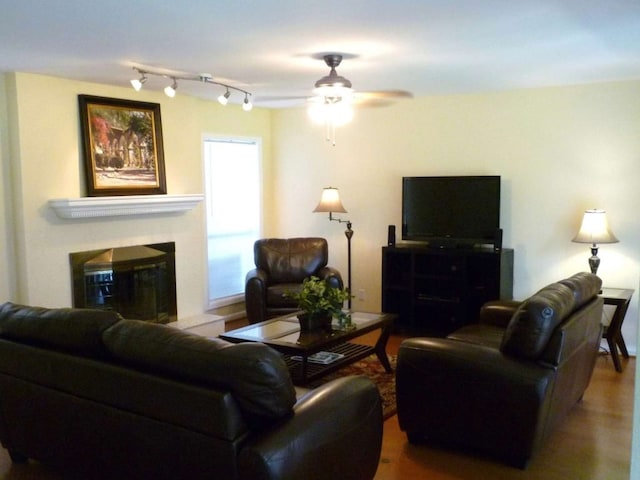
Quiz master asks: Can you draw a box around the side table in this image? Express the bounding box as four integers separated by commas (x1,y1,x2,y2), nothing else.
600,288,634,373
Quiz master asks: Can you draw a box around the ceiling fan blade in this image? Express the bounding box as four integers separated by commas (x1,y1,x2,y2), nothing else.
254,95,309,102
355,90,413,100
253,95,310,107
352,90,414,107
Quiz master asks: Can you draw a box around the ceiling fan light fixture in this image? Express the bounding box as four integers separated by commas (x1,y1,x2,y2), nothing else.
308,102,353,126
314,75,353,90
313,85,353,102
307,101,327,125
329,102,354,127
315,54,353,89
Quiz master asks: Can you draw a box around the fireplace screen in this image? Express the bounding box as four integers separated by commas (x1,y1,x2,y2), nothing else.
70,242,177,323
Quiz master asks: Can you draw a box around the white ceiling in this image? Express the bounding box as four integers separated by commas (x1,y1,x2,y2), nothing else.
1,0,639,107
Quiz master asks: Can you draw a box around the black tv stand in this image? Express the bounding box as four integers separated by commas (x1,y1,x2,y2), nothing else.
401,228,503,252
428,239,458,250
382,245,513,336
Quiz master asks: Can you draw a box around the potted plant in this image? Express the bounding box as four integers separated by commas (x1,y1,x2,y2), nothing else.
288,276,352,331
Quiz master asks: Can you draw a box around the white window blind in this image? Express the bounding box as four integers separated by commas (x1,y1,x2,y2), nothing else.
204,138,261,307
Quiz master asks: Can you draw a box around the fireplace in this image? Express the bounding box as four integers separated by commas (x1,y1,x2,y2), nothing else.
70,242,177,323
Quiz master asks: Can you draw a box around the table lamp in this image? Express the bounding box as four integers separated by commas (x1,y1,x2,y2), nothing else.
313,187,353,308
572,209,618,275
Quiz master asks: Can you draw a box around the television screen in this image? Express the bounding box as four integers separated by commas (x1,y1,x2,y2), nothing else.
402,176,500,246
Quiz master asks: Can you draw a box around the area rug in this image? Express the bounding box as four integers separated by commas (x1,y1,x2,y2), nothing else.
307,354,397,419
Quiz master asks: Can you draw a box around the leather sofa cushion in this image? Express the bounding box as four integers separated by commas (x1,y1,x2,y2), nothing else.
102,320,296,427
255,238,328,284
0,302,122,358
447,324,505,349
501,283,575,360
267,283,301,307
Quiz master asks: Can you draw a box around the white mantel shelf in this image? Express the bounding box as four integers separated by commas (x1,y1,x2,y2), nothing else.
49,194,204,219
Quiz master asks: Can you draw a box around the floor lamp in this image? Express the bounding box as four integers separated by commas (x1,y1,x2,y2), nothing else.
313,187,354,309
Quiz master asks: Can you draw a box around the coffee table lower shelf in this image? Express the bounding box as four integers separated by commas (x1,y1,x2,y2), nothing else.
284,342,374,384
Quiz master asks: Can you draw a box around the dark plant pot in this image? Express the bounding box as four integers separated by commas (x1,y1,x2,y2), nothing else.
297,313,332,332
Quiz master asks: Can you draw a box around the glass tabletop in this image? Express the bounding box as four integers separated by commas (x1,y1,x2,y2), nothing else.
220,311,393,349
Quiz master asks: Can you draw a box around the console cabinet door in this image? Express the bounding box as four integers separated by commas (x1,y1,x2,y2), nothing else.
382,246,513,335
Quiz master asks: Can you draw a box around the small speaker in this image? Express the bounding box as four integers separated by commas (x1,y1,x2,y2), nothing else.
494,228,503,251
388,225,396,246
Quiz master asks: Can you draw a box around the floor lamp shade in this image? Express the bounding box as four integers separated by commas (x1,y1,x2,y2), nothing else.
572,209,618,275
313,187,348,214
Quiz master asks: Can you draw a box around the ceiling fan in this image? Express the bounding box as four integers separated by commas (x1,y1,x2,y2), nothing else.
258,53,412,145
256,53,413,108
313,54,412,107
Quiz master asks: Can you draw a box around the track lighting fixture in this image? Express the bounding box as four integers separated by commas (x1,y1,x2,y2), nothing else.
218,88,230,105
164,78,177,98
130,67,252,112
130,72,147,91
242,93,253,111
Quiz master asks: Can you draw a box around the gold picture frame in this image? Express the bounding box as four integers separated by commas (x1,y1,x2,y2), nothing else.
79,95,167,196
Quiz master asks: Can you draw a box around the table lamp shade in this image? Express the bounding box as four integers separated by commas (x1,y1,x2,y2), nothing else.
572,209,618,245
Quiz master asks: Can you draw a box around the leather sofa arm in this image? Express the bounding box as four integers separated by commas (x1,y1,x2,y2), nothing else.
478,299,522,328
245,269,269,324
317,266,344,290
238,376,382,480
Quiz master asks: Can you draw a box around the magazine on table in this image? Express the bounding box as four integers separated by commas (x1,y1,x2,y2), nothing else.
291,351,345,365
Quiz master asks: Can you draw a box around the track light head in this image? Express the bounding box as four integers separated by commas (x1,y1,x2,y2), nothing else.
130,70,147,91
130,74,147,91
164,78,178,98
218,89,231,106
242,94,253,111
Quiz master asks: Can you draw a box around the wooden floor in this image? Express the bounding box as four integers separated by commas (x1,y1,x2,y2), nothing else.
0,331,633,480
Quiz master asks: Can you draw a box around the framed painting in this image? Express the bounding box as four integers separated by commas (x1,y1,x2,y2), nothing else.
78,95,167,196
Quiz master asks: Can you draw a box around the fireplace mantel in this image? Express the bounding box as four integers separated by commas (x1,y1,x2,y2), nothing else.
49,194,204,219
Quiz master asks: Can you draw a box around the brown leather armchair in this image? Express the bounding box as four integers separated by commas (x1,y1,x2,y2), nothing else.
245,238,344,324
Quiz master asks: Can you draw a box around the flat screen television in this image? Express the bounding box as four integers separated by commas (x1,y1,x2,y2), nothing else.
402,175,501,248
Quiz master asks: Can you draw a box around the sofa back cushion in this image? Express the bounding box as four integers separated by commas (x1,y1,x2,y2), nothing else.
254,238,328,283
0,302,122,358
500,283,576,360
558,272,603,310
102,320,296,428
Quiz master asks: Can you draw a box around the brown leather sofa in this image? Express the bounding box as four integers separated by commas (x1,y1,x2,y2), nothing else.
395,272,603,468
0,302,382,480
245,238,343,324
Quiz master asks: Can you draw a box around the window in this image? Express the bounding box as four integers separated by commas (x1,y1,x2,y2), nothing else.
203,138,261,308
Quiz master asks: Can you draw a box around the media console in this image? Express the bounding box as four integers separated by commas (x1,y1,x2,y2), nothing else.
382,245,514,335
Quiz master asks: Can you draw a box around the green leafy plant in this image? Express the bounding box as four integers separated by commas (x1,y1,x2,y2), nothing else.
288,276,351,326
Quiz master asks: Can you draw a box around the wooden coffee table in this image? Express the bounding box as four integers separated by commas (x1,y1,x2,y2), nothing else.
219,311,396,384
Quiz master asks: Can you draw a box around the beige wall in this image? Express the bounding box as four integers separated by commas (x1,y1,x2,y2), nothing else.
272,79,640,353
2,73,638,342
0,72,273,320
